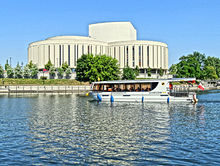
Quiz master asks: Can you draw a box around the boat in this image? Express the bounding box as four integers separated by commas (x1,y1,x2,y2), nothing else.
89,78,198,103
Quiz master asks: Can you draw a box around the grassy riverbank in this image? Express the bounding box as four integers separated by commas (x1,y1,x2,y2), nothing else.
0,78,89,86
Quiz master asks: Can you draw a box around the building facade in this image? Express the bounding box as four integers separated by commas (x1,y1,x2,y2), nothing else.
28,22,168,76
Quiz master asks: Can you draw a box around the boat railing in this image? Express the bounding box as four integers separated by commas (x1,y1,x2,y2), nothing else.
170,86,189,97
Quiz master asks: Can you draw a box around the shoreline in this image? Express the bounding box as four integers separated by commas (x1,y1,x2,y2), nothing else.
0,85,90,94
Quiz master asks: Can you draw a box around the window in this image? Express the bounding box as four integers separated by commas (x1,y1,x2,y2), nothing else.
68,45,70,66
147,46,149,67
126,46,129,66
139,46,141,67
114,47,116,59
74,45,76,66
88,45,90,54
62,45,64,64
132,46,135,67
119,47,121,65
48,45,50,61
59,45,61,66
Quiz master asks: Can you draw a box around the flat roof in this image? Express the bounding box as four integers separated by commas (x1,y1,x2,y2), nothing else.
92,78,196,84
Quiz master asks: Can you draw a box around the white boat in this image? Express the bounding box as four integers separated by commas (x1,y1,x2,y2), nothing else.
90,78,198,103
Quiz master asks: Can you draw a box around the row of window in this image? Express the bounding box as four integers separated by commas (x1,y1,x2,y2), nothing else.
30,44,167,68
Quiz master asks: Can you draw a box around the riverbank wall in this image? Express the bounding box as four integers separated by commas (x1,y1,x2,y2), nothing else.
0,85,90,94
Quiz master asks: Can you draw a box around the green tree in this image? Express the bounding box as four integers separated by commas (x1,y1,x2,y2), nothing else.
203,66,218,79
147,68,151,77
5,60,10,71
122,66,139,80
27,61,38,78
176,52,205,79
159,67,164,77
5,60,14,78
76,54,120,82
57,67,64,79
65,67,72,79
14,63,23,78
0,65,4,78
45,60,53,70
204,56,220,78
169,64,177,75
49,65,56,78
23,65,30,78
61,62,69,71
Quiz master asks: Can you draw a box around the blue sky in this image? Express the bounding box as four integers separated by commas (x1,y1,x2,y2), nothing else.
0,0,220,67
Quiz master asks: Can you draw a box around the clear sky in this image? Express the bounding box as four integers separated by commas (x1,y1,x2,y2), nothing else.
0,0,220,67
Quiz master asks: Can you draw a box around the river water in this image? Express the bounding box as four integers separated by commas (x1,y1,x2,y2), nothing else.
0,90,219,165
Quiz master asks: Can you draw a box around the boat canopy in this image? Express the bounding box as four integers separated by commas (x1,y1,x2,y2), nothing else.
92,78,196,85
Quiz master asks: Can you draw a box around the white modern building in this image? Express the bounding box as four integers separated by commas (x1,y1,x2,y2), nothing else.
28,22,168,77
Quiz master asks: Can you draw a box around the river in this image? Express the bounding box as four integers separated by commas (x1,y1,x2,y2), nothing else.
0,90,219,165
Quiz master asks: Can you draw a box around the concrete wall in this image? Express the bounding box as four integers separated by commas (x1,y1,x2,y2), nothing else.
89,22,137,42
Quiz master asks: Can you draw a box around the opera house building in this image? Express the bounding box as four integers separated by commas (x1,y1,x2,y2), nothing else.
28,22,168,76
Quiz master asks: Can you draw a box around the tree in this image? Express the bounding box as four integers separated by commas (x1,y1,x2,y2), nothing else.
122,66,139,80
169,64,177,75
23,65,30,78
49,65,56,79
5,63,14,78
45,60,53,70
204,56,220,78
0,65,4,78
203,66,218,80
27,61,38,78
61,62,69,71
147,68,151,77
76,54,120,82
57,67,64,79
14,63,23,78
5,60,10,71
159,67,164,77
176,52,205,79
65,67,72,79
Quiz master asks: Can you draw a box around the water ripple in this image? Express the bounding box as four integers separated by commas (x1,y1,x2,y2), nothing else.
0,92,219,165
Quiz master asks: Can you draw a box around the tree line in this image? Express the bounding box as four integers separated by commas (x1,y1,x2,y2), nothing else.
169,52,220,80
1,54,166,82
0,60,72,79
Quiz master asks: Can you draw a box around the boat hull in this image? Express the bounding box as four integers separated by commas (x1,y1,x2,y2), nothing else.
90,92,197,103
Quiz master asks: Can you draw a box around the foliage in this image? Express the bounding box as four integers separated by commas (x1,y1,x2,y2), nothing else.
65,67,72,78
147,68,151,77
45,60,53,70
159,67,164,77
5,60,10,71
204,56,220,78
169,64,177,74
122,66,139,80
0,78,89,86
175,52,206,79
23,65,30,78
6,65,14,78
49,65,56,77
14,63,23,78
0,65,4,78
203,66,218,79
170,51,220,80
76,54,120,82
29,62,38,79
57,67,64,78
61,62,69,71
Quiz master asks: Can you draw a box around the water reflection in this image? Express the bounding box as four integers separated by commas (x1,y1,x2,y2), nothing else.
0,93,219,165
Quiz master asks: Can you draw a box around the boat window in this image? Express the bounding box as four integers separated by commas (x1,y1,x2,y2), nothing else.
151,82,158,90
93,82,159,92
